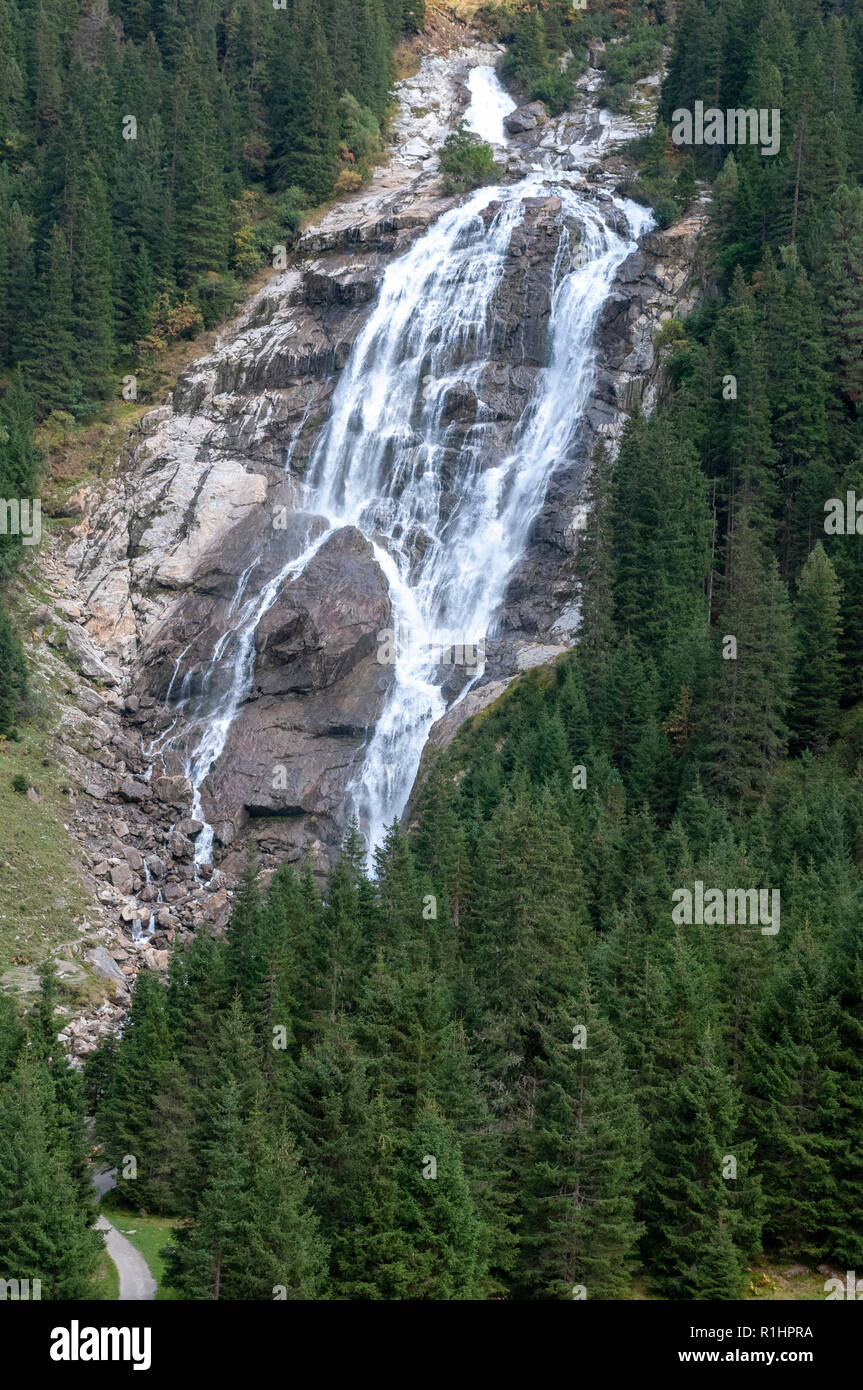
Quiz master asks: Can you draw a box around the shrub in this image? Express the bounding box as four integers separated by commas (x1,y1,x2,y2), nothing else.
277,187,307,239
338,94,382,165
439,124,500,195
675,159,698,206
335,168,364,195
191,273,243,330
12,773,29,794
652,197,681,230
603,81,631,112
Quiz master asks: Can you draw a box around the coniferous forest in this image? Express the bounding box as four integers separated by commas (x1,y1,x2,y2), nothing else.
1,0,863,1321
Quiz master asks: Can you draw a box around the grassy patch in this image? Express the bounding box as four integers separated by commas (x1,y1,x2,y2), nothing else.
100,1194,181,1301
742,1259,830,1302
632,1258,831,1301
90,1246,120,1301
0,707,90,977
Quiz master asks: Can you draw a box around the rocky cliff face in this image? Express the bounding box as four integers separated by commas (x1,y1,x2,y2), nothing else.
21,39,707,1055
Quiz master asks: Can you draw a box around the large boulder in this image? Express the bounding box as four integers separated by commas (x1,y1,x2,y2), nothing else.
504,101,548,134
255,526,391,695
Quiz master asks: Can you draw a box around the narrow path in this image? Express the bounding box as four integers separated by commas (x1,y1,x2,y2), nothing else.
93,1168,157,1302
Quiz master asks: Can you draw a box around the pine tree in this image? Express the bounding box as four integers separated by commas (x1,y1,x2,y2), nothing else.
242,1112,329,1300
67,158,115,404
575,440,616,694
0,1052,101,1299
643,1035,747,1299
525,994,643,1299
744,924,839,1258
95,970,174,1211
391,1098,486,1300
266,0,339,202
163,1068,253,1299
821,906,863,1265
702,515,794,802
756,246,830,575
818,184,863,432
23,224,79,415
790,542,843,751
0,600,27,733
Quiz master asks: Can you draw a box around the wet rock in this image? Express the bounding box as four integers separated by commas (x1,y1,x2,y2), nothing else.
505,101,547,134
175,818,204,839
255,527,391,695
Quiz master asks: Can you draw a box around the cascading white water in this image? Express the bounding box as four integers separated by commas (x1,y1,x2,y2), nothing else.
463,64,517,144
305,178,651,855
154,66,652,868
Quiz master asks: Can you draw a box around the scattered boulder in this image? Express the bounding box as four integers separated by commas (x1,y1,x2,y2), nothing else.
141,948,170,973
119,779,151,803
168,830,194,861
84,947,127,988
109,862,134,894
151,775,193,807
175,818,204,839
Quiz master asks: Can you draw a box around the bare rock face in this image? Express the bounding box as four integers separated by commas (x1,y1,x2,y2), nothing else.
488,195,562,368
193,527,393,859
255,527,390,695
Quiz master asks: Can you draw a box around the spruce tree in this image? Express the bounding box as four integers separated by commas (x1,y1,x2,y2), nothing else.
790,542,843,751
0,600,27,733
267,0,339,202
525,995,643,1299
702,515,794,802
642,1036,748,1299
391,1098,486,1300
95,970,174,1211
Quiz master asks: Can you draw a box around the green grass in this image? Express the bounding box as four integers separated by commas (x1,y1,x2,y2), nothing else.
100,1193,181,1301
91,1246,120,1301
632,1257,832,1301
742,1259,831,1302
0,716,91,976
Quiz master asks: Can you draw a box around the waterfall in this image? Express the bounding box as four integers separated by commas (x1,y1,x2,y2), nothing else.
304,178,650,855
463,65,517,144
157,66,652,868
